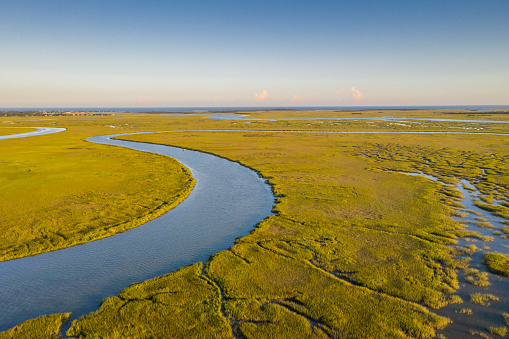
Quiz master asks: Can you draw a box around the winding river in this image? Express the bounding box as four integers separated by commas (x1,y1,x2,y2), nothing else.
0,133,275,331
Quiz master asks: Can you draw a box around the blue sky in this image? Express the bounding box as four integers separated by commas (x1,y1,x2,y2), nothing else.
1,0,508,108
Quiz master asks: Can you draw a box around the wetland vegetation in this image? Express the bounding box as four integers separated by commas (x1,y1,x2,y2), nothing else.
1,108,509,338
483,253,509,277
0,124,194,261
0,127,38,137
0,314,69,339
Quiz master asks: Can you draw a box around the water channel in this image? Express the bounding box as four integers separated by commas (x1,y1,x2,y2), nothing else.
399,172,509,338
206,114,509,124
0,133,275,331
0,127,66,139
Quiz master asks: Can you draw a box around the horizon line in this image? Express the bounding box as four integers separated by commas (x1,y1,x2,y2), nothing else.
1,104,509,111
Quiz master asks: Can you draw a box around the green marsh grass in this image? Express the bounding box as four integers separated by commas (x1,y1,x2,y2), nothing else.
67,263,231,338
0,313,69,339
488,326,507,337
466,272,490,287
483,253,509,277
0,125,194,261
0,128,38,136
470,293,500,306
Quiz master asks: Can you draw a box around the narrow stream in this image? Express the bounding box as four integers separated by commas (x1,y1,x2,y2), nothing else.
0,127,66,139
399,172,509,338
0,133,275,331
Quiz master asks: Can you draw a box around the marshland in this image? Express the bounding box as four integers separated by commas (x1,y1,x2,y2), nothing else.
1,109,509,338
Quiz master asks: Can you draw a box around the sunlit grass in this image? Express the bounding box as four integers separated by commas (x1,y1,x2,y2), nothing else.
459,308,473,315
0,313,69,339
503,313,509,326
0,128,38,136
470,293,500,307
483,252,509,277
67,263,231,338
488,326,507,337
466,272,490,287
0,125,194,261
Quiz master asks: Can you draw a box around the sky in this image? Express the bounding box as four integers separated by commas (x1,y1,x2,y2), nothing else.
1,0,508,108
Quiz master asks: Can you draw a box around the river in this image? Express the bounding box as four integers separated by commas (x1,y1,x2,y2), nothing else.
0,127,66,139
0,133,275,331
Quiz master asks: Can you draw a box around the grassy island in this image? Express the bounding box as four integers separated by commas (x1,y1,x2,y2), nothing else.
483,252,509,277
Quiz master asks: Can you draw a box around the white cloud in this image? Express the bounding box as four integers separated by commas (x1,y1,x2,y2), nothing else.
253,89,268,102
138,95,154,104
351,87,364,102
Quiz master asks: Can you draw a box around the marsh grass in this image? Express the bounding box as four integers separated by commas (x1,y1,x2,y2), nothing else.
0,313,69,339
470,293,500,306
67,263,231,338
453,230,494,242
470,330,493,339
477,222,495,229
488,326,507,337
457,245,478,256
466,272,490,287
0,126,194,261
459,308,473,315
483,253,509,277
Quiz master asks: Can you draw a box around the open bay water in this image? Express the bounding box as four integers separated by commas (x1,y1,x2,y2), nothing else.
0,133,275,331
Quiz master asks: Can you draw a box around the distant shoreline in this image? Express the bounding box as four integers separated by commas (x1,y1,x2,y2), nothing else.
1,105,509,114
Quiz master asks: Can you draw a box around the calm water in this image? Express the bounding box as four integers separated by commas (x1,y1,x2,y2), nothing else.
0,127,66,139
0,134,274,331
206,114,509,124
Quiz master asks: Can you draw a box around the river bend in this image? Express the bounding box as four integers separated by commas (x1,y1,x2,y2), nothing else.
0,133,274,331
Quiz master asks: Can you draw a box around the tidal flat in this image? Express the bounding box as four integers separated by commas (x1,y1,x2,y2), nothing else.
1,109,509,338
